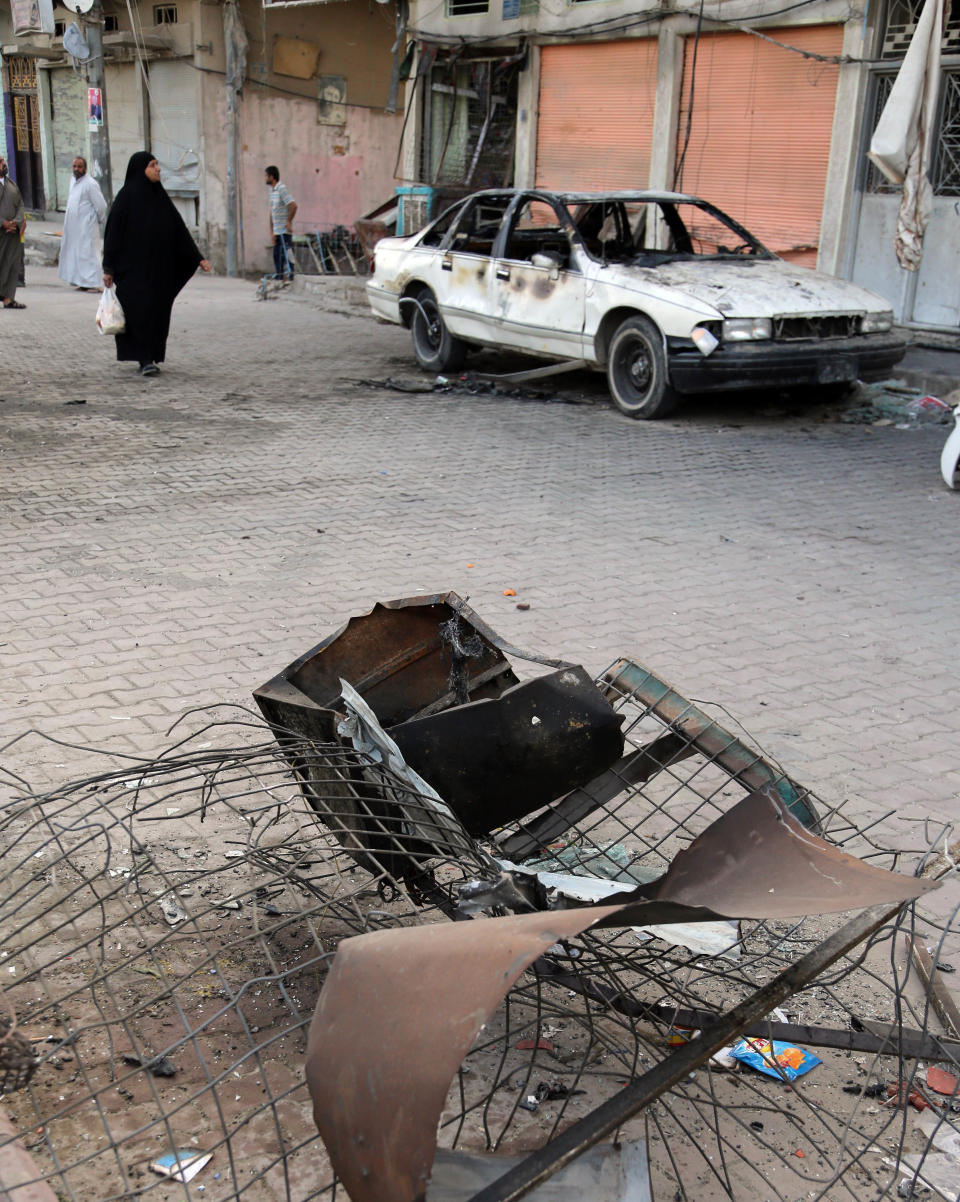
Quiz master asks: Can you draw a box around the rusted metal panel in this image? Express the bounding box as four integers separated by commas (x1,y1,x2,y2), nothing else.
307,837,934,1202
607,785,935,921
253,593,532,741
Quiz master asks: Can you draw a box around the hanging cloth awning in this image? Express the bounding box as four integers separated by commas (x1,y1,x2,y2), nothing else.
868,0,945,271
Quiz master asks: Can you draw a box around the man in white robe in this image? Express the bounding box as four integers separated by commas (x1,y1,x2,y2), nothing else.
58,157,107,290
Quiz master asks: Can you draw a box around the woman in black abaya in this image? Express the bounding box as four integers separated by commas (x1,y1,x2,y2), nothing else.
103,151,210,376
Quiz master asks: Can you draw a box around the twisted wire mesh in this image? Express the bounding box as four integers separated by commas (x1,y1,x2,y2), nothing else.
0,681,956,1202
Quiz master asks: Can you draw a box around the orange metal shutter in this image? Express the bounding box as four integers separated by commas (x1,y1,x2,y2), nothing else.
676,26,843,267
536,40,658,191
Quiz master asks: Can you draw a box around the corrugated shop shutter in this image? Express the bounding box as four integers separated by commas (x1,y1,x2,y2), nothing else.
536,40,658,191
675,27,843,266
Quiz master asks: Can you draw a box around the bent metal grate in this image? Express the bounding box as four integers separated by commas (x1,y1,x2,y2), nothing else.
0,604,957,1202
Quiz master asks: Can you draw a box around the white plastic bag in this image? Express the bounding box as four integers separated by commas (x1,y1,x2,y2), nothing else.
96,286,125,335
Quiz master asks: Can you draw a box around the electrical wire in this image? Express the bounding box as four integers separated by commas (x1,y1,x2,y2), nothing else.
407,1,884,66
673,0,705,192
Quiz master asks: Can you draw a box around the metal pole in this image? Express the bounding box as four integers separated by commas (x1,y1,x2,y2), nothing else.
223,0,242,277
85,0,113,203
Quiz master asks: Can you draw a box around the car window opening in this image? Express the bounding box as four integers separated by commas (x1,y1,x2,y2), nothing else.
572,199,771,265
504,198,574,271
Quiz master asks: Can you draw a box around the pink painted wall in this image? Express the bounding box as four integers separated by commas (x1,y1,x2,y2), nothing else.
240,95,402,269
196,0,404,271
202,87,402,272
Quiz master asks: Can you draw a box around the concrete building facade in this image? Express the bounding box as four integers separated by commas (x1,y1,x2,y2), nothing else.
2,0,405,272
398,0,960,335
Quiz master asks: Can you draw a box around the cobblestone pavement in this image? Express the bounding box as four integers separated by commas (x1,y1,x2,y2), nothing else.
3,267,958,867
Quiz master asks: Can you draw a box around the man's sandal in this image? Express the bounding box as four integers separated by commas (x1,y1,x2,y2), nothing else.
3,300,26,309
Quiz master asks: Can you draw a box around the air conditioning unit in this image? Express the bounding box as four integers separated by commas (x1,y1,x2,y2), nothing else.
395,186,434,236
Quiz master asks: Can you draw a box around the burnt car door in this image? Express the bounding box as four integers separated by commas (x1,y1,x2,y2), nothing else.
435,193,514,345
489,195,587,359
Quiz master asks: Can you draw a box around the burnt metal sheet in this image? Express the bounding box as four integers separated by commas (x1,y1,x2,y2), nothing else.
253,596,626,874
496,731,694,861
307,896,932,1202
600,784,933,922
306,792,936,1202
253,593,568,742
390,667,624,835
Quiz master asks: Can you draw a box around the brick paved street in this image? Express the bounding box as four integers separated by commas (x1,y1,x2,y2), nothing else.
3,265,958,857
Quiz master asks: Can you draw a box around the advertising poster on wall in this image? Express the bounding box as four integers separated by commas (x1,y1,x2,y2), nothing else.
88,87,103,129
11,0,55,36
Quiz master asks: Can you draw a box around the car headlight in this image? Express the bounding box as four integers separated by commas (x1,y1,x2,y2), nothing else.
721,318,772,341
861,310,893,333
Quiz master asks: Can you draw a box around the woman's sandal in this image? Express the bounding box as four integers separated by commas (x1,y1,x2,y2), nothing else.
3,300,26,309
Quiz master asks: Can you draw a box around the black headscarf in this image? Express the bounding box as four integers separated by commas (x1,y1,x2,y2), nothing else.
103,151,203,364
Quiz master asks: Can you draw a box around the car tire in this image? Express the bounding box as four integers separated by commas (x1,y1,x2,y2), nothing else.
410,287,467,373
606,315,679,420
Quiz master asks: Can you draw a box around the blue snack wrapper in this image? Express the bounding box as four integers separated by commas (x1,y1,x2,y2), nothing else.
730,1037,821,1081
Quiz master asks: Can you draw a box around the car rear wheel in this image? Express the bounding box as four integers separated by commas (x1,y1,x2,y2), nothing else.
410,287,467,373
606,315,679,419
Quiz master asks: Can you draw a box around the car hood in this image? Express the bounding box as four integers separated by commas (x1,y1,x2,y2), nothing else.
623,259,893,319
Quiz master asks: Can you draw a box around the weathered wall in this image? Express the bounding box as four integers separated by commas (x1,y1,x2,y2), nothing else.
48,65,86,208
104,62,144,187
409,0,855,40
199,0,404,272
0,8,12,163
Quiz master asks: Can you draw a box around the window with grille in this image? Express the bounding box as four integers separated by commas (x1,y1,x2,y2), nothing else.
934,69,960,195
104,15,119,31
9,56,38,90
54,20,65,36
864,74,899,194
502,0,538,15
420,54,520,188
880,0,960,57
865,59,960,197
447,0,489,15
153,5,178,24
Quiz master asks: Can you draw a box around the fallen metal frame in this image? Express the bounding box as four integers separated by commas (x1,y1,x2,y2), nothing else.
1,592,959,1202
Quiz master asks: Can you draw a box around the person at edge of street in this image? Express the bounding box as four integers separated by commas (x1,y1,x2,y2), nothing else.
102,151,211,378
59,156,107,292
0,154,27,310
265,165,297,282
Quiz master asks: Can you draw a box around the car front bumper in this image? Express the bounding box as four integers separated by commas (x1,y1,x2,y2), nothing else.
666,333,907,394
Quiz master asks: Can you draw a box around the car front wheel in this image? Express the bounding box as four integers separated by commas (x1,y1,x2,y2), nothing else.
410,287,467,373
606,315,679,419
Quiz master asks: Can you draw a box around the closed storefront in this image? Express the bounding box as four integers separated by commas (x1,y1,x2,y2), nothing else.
535,39,658,192
674,26,843,267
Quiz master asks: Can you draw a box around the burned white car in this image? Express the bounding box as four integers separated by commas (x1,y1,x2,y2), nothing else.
366,189,906,419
